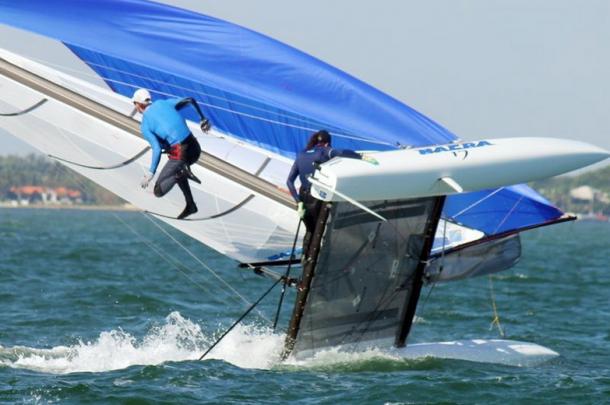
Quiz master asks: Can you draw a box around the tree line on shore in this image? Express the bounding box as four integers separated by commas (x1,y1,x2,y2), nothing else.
0,154,123,205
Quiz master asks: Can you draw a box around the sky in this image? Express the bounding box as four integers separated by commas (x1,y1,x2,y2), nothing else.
0,0,609,167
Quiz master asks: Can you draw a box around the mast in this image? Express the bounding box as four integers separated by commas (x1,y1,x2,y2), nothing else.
283,202,332,357
395,196,445,347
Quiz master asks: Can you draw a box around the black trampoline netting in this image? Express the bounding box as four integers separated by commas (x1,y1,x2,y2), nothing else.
291,197,441,355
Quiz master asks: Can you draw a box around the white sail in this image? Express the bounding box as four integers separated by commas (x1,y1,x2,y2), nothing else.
0,49,301,264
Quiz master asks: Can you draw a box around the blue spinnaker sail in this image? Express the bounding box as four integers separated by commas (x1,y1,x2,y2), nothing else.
0,0,564,237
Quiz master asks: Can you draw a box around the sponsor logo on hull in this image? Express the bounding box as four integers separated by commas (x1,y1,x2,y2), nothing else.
418,140,493,155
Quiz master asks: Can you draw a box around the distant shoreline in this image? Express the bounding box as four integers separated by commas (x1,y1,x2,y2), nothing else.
0,202,139,212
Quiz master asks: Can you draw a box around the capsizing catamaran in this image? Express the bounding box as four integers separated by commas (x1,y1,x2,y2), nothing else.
0,0,607,365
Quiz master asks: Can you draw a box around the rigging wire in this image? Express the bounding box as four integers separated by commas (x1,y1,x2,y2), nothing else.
51,166,219,300
79,59,399,147
50,156,269,320
451,187,505,219
415,217,448,317
141,212,271,322
81,60,314,123
492,195,525,235
199,277,282,361
112,212,214,297
28,54,309,124
271,219,302,331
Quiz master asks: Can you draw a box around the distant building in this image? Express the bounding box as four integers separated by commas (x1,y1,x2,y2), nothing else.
569,185,610,220
6,185,83,205
570,185,596,201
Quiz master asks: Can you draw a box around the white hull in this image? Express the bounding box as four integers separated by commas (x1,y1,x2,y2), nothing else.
311,138,609,202
392,339,558,367
291,339,558,367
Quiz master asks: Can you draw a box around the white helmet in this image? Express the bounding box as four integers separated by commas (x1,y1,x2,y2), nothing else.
131,88,151,105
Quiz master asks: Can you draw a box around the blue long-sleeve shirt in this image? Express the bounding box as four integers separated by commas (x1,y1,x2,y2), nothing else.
141,98,191,174
286,145,361,202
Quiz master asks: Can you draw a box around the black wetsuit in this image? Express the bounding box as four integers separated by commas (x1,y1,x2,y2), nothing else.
287,145,361,249
153,134,201,207
140,97,205,218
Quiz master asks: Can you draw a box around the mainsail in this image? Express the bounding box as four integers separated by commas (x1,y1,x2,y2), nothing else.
0,0,603,358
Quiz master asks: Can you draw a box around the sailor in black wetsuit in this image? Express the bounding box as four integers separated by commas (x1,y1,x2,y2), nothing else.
132,88,212,219
287,130,363,252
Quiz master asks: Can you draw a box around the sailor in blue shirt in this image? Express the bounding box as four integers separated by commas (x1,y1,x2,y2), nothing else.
132,88,211,219
287,130,363,239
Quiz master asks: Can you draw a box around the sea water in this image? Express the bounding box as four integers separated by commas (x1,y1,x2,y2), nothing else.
0,207,608,404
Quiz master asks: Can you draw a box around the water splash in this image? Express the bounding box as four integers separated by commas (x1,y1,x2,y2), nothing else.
0,312,284,374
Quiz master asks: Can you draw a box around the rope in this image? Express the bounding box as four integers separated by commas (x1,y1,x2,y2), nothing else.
49,161,235,306
50,152,273,321
111,212,215,297
141,212,270,322
199,277,282,360
488,275,505,337
272,219,302,331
